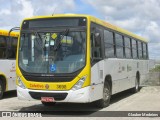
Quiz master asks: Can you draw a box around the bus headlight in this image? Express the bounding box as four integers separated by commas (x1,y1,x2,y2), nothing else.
17,77,26,89
72,76,87,91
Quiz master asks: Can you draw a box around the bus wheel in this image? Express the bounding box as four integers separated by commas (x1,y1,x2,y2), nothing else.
95,82,111,108
132,76,139,93
41,102,56,106
0,80,4,99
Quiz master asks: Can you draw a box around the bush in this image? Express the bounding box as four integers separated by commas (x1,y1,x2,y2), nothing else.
150,65,160,72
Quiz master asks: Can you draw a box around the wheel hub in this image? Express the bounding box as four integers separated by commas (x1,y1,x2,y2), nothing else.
103,88,109,100
135,79,138,90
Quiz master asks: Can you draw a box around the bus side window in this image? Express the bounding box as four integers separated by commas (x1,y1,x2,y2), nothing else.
7,37,17,59
91,32,102,59
0,36,7,59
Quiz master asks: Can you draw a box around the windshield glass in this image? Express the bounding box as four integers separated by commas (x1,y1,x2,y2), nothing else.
19,30,86,74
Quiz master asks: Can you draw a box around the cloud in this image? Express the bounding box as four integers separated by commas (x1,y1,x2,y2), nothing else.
32,0,76,15
84,0,160,59
1,0,160,59
0,0,76,29
19,0,34,17
85,0,160,40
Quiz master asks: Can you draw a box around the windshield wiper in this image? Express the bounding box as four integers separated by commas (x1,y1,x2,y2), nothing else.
54,29,69,51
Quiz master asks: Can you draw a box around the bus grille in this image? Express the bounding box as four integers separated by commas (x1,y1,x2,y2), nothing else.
29,92,68,101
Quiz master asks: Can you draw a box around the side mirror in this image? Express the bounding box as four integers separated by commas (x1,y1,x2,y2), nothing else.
95,32,100,37
94,32,101,46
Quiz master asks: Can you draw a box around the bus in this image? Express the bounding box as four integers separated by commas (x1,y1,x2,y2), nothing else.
0,29,19,99
16,14,149,108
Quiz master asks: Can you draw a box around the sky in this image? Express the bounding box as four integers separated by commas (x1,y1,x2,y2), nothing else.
0,0,160,59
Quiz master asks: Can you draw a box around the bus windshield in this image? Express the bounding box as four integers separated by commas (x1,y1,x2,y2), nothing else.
18,30,86,74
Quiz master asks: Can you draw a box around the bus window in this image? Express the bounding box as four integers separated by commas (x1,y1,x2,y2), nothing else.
138,41,143,59
132,39,138,59
146,44,149,59
91,29,102,60
104,30,115,58
0,36,7,58
7,37,18,59
124,37,131,58
143,43,147,59
115,33,124,58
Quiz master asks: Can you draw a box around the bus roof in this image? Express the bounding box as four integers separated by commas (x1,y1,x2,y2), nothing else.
23,14,148,43
0,29,19,37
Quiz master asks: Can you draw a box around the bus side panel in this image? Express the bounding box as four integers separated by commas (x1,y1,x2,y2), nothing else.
116,59,132,93
91,58,148,99
90,59,131,100
104,59,132,94
90,60,104,101
0,60,16,91
139,60,149,85
129,60,137,88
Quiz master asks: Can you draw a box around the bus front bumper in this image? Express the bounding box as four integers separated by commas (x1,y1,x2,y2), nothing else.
17,86,91,103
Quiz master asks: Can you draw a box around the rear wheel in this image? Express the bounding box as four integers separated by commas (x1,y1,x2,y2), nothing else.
41,102,56,106
0,80,4,99
132,75,140,93
95,82,111,108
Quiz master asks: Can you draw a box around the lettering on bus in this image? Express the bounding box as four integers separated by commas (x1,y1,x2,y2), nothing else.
10,63,16,72
57,85,67,90
30,84,44,89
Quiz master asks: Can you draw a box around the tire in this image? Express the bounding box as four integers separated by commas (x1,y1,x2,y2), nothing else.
0,80,4,99
41,102,56,106
95,82,111,108
131,76,140,93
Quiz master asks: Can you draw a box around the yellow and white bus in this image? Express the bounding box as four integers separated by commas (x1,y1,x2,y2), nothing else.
0,30,19,99
16,14,149,107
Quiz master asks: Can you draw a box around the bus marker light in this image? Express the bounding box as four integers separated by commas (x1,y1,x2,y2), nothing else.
72,76,87,91
17,77,26,89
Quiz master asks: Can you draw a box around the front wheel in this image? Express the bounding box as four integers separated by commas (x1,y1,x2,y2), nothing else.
0,80,4,99
95,82,111,108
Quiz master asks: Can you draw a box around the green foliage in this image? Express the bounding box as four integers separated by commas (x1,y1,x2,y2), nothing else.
150,65,160,72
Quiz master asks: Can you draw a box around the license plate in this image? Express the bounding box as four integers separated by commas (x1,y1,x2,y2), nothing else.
41,97,55,102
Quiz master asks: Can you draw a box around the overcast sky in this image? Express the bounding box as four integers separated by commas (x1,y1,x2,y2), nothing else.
0,0,160,59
